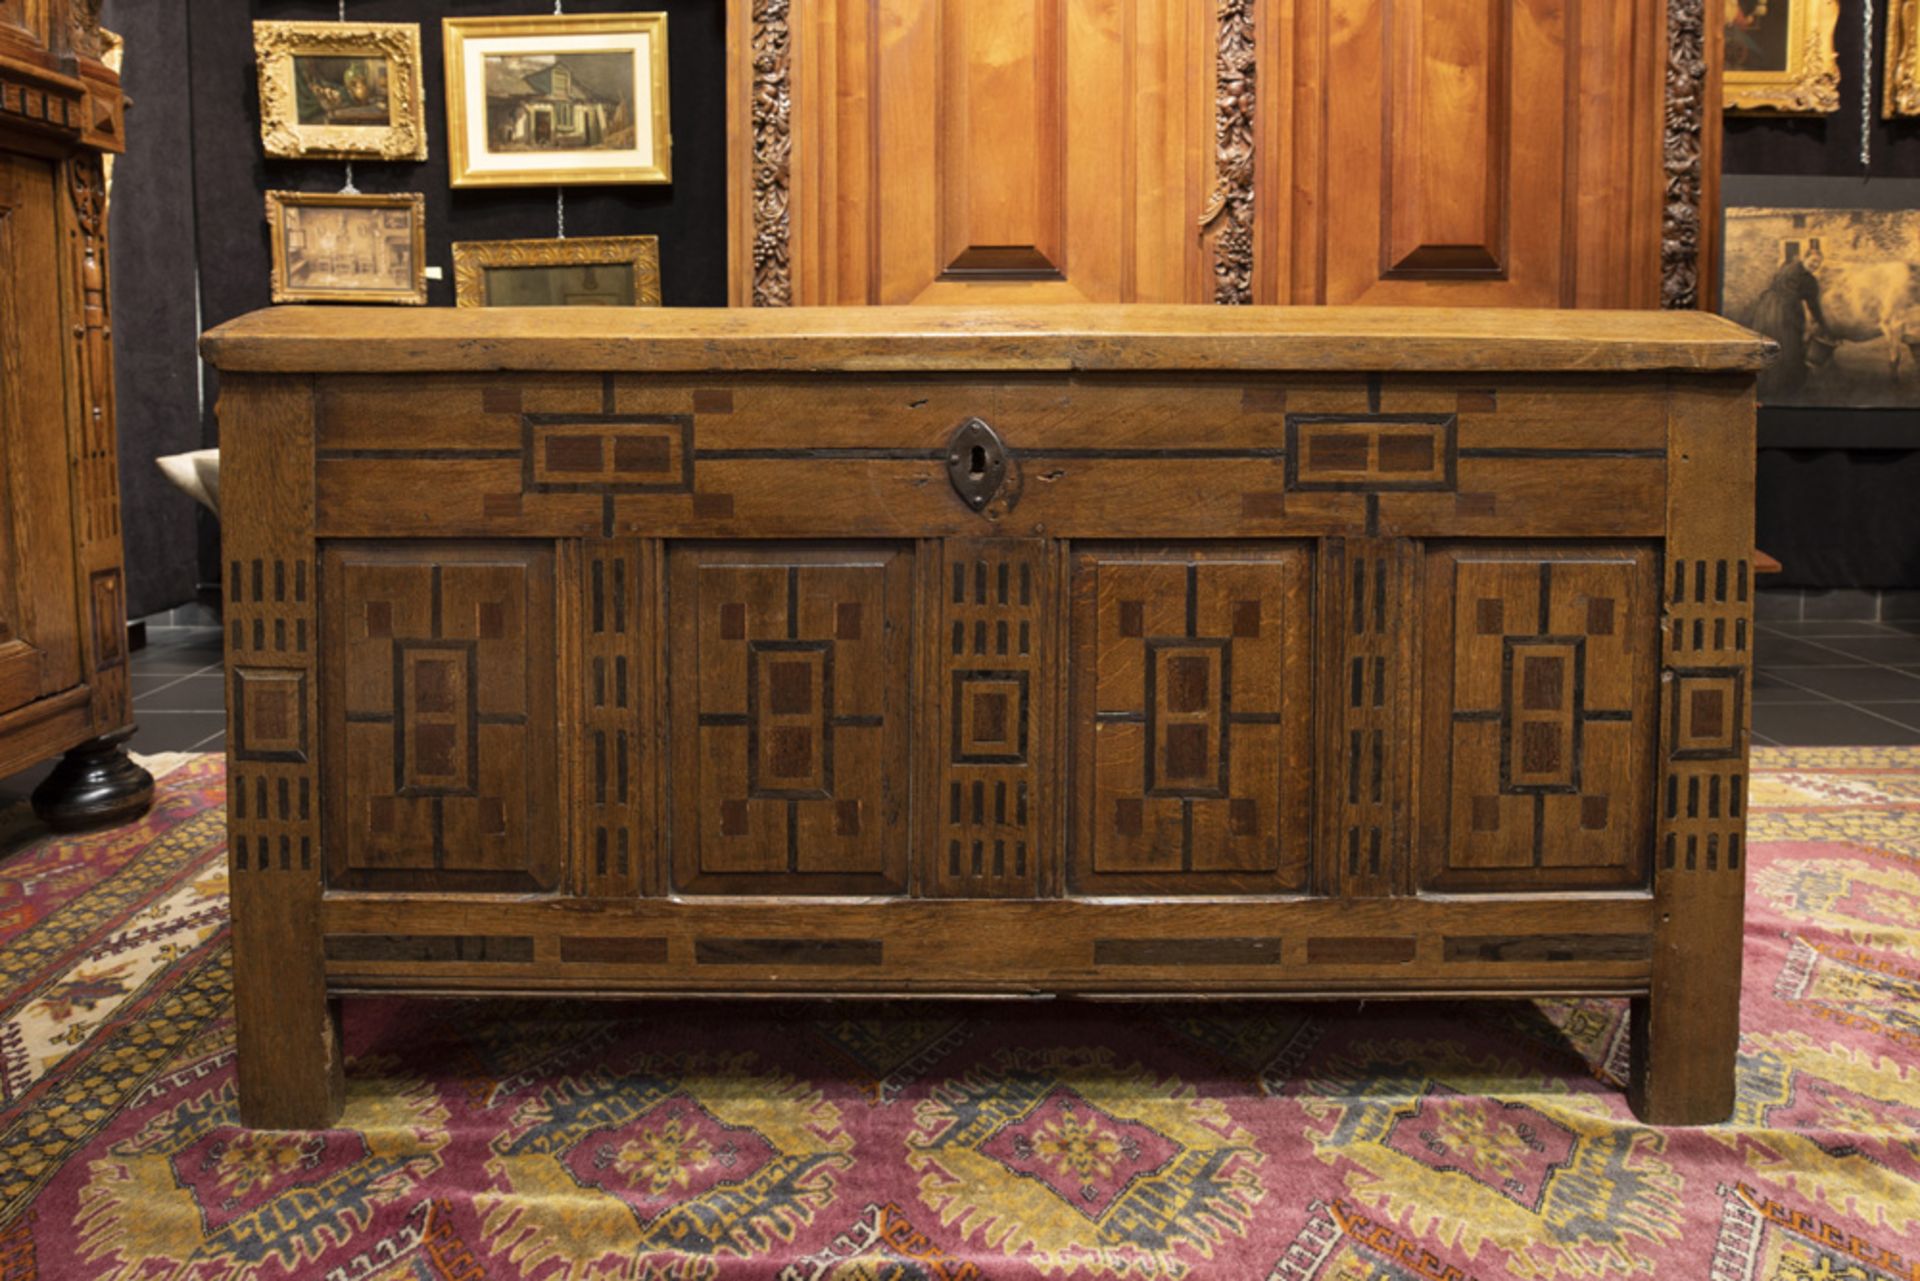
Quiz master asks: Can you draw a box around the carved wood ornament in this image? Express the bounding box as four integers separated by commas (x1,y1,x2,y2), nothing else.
1661,0,1706,312
1201,0,1256,306
750,0,792,308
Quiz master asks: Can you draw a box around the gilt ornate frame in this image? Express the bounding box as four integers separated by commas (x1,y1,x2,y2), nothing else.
1889,0,1920,116
265,190,427,306
451,235,663,308
254,21,428,162
1722,0,1841,114
443,14,673,189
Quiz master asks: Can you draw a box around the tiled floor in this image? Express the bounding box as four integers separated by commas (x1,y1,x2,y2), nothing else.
1748,617,1920,746
6,616,1920,806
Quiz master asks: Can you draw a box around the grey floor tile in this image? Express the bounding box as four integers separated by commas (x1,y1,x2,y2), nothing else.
1753,703,1920,746
1750,637,1867,667
1750,669,1836,704
133,673,227,713
1854,703,1920,732
1806,634,1920,666
132,711,229,752
1757,619,1900,639
130,646,224,676
1761,665,1920,702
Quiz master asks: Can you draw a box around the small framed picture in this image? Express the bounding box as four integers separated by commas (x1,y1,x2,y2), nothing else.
266,191,427,306
254,21,428,161
1721,202,1920,408
1722,0,1841,114
443,13,672,188
1889,0,1919,117
451,235,663,307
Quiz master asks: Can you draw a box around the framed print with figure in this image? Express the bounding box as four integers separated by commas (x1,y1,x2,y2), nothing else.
1722,0,1841,113
443,14,671,188
452,236,663,307
1721,204,1920,408
254,21,428,161
266,191,427,306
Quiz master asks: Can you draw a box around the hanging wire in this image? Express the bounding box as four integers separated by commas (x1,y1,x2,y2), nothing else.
555,0,565,233
1861,0,1875,168
337,0,354,189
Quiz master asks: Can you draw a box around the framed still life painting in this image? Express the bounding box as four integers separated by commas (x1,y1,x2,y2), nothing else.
1722,0,1842,113
266,191,428,306
452,236,663,307
443,14,672,188
254,21,428,161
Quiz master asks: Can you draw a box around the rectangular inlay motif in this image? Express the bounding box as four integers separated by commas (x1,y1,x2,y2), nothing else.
1070,544,1312,894
669,544,912,894
931,540,1052,898
1421,545,1658,890
322,542,559,892
525,414,693,493
1285,414,1457,490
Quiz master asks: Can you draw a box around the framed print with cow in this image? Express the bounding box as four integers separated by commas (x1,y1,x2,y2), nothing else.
254,21,428,161
1721,205,1920,407
1722,0,1842,113
452,235,663,307
443,13,672,187
1890,0,1920,116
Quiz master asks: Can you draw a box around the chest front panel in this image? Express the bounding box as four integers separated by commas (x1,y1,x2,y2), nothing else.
290,369,1734,915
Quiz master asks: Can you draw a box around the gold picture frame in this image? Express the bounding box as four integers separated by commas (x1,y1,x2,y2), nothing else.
443,14,672,188
254,21,428,161
1723,0,1842,114
266,191,427,306
1889,0,1920,116
451,235,663,308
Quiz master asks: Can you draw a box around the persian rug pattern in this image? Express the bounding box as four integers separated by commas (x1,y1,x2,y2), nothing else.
2,749,1919,1279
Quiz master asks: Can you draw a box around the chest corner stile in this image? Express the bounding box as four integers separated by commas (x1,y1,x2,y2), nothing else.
202,306,1768,1128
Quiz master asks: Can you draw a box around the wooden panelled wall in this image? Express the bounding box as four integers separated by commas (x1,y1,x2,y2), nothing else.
726,0,1723,310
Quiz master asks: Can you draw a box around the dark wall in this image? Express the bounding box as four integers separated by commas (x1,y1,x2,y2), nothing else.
104,0,729,615
1725,0,1920,589
102,0,206,616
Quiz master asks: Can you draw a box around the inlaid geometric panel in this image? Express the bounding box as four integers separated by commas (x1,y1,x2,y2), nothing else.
322,542,559,892
1284,415,1457,491
1660,556,1754,876
1420,544,1659,891
668,544,912,895
579,540,654,896
525,415,693,493
930,541,1053,898
1069,544,1313,895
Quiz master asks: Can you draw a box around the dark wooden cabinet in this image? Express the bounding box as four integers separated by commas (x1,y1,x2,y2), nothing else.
0,2,150,826
202,305,1770,1130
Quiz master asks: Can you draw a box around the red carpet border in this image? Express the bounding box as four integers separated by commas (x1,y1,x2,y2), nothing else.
1,749,1917,1279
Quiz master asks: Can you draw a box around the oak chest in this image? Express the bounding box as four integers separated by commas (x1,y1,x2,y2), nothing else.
201,305,1772,1128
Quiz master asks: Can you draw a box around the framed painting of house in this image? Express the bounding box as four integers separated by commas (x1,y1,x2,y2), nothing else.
443,14,671,187
254,21,428,161
265,191,427,305
451,235,663,307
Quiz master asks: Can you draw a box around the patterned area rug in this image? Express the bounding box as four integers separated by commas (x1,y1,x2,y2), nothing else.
2,749,1918,1280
